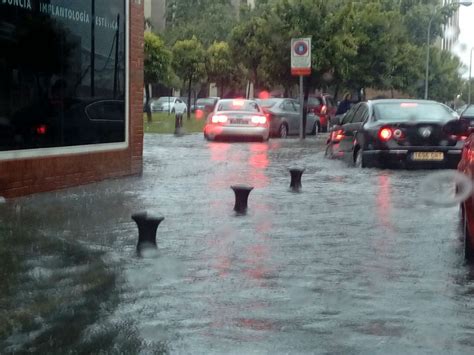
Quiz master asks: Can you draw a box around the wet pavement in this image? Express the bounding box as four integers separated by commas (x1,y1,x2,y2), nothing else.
3,133,474,354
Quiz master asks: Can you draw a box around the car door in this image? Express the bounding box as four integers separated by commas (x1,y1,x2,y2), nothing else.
338,103,363,155
85,100,125,143
282,100,300,135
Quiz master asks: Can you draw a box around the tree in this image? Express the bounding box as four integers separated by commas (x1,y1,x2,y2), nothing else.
172,36,207,119
206,42,234,97
420,47,463,102
164,0,237,46
144,32,172,123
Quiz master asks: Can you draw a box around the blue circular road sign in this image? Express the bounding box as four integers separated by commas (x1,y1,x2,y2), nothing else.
294,41,308,56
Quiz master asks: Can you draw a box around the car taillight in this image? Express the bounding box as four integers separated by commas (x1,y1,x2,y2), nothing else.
36,124,48,135
331,129,344,141
251,115,267,125
378,127,393,141
211,114,228,123
451,134,468,141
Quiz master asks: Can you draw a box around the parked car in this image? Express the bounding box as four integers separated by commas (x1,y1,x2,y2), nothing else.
203,99,269,141
192,97,219,113
460,105,474,127
307,94,337,132
9,98,125,148
325,99,465,169
0,116,15,150
257,98,319,138
150,97,187,114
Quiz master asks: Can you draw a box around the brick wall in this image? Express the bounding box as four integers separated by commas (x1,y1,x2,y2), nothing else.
0,1,144,199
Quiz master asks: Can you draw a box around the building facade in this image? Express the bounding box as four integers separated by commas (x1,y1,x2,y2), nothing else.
144,0,166,31
0,0,144,198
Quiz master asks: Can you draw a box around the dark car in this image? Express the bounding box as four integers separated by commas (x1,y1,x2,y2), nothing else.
325,99,465,169
460,105,474,127
257,98,319,138
9,98,125,148
192,97,219,114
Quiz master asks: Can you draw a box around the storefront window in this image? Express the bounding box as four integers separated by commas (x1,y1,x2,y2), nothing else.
0,0,126,151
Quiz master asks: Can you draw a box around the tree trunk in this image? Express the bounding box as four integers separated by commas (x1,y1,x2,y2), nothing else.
187,78,192,120
302,75,312,139
220,80,225,98
334,84,340,101
145,83,152,124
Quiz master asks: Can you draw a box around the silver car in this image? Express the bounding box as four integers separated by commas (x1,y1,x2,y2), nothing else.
203,99,270,141
257,98,319,138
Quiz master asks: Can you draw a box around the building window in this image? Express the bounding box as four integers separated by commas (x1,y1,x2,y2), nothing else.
0,0,127,152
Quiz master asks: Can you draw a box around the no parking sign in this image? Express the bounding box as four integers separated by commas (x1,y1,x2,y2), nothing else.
291,37,311,76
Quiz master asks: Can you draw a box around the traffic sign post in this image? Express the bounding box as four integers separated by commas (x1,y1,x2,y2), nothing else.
291,38,311,140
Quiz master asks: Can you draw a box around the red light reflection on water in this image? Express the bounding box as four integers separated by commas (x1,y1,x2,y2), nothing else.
209,142,230,162
376,174,393,231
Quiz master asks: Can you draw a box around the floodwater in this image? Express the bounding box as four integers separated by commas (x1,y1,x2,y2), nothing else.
2,133,474,354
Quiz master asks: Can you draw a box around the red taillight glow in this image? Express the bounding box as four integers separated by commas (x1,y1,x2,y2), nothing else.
36,124,47,135
211,114,228,123
451,134,468,141
251,115,267,125
331,129,344,141
378,127,393,141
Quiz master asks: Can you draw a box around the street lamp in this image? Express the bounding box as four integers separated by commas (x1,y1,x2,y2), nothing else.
424,0,472,100
469,47,473,105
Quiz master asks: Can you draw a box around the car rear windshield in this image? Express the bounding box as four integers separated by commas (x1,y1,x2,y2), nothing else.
308,97,323,105
196,98,216,105
257,99,280,108
373,102,456,122
463,106,474,117
156,97,174,103
217,100,261,112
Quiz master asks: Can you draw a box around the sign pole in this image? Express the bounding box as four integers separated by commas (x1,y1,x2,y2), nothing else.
299,75,304,140
291,37,311,140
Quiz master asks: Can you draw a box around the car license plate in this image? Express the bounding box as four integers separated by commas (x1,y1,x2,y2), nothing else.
411,152,444,161
230,119,247,124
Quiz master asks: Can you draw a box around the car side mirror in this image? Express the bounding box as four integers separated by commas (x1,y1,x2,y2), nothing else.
444,119,471,136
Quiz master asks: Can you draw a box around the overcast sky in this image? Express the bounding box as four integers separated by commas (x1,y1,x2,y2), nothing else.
453,5,474,78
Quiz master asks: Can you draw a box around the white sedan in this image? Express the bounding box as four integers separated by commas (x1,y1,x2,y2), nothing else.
150,97,187,114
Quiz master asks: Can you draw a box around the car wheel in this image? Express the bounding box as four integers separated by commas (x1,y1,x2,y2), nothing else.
279,124,288,139
354,148,365,168
464,210,474,260
325,144,334,159
311,122,319,136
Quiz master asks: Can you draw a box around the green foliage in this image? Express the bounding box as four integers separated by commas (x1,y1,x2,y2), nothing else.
164,0,237,46
171,36,207,86
150,0,466,102
420,47,464,102
172,36,207,118
144,32,172,86
207,41,235,96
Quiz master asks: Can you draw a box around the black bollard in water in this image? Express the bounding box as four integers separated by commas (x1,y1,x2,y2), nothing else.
289,168,305,192
174,113,184,136
132,212,165,256
231,185,254,215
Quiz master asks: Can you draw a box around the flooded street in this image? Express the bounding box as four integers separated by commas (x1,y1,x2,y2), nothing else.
3,133,474,353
